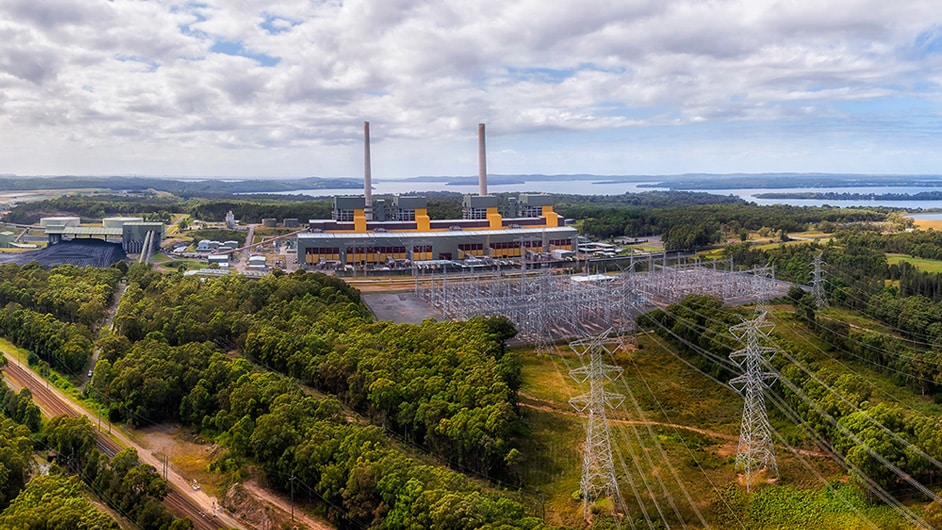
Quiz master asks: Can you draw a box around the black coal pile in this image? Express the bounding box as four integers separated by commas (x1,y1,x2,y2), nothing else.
0,239,127,268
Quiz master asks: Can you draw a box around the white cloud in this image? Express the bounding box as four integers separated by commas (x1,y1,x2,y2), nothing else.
0,0,941,176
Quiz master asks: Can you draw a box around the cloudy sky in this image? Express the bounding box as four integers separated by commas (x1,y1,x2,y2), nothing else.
1,0,941,178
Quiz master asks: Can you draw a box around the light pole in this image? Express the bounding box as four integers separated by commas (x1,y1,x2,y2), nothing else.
289,475,295,522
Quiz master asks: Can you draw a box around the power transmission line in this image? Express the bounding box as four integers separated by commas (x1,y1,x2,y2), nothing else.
729,310,779,492
568,331,626,519
812,251,828,309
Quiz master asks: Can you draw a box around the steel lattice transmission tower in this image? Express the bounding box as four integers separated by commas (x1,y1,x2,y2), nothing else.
729,311,779,491
811,251,828,309
569,331,626,519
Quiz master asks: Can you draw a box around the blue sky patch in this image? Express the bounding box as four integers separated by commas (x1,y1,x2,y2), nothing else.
176,2,209,38
910,27,942,58
210,39,281,67
115,54,159,72
260,14,299,34
506,66,575,83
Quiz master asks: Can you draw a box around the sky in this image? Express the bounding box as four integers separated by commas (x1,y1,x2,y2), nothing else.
1,0,942,179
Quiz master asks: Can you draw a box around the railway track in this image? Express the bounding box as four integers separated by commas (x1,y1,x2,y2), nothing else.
1,359,236,530
165,491,228,530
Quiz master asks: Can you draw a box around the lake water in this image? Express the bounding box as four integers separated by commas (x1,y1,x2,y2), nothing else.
275,179,659,197
270,180,942,210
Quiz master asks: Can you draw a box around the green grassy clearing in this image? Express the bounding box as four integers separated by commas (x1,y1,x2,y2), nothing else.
628,244,663,253
754,239,816,250
253,227,297,237
816,306,896,335
788,230,830,239
887,254,942,273
155,259,206,273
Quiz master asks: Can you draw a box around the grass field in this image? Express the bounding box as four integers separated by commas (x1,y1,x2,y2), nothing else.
154,259,206,273
253,227,297,237
910,218,942,230
701,230,830,256
516,309,919,528
754,239,818,251
886,253,942,273
788,230,831,240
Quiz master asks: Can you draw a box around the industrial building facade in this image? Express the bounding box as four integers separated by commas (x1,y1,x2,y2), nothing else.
298,122,577,269
297,194,577,267
43,217,165,254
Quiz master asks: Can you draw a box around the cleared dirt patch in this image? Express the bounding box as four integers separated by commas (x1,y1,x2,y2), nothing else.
134,423,223,497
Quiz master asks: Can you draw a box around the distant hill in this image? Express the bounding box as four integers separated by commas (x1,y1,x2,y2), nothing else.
0,176,361,195
634,173,942,190
404,173,942,189
10,173,942,195
755,191,942,201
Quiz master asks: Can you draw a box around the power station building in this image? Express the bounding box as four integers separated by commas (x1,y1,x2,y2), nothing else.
297,123,578,269
297,193,577,267
43,216,165,254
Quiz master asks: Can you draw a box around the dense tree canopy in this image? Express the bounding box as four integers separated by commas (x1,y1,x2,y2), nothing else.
97,269,546,528
107,271,523,476
0,263,121,375
0,263,121,326
44,416,182,530
0,418,32,510
1,194,184,225
564,201,885,250
0,474,120,530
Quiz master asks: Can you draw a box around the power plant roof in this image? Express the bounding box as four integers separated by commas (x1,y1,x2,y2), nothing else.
298,225,575,241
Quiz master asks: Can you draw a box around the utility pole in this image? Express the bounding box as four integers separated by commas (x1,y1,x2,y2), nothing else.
812,251,828,309
289,475,295,522
568,331,626,519
409,240,418,296
729,310,779,492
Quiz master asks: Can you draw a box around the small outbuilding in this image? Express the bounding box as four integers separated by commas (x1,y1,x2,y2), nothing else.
247,255,267,269
208,254,229,267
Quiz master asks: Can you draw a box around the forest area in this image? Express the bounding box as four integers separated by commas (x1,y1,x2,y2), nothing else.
6,190,942,528
100,268,537,528
0,374,187,529
0,259,545,529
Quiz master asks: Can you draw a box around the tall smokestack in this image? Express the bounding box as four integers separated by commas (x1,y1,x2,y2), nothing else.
478,123,487,196
364,121,373,220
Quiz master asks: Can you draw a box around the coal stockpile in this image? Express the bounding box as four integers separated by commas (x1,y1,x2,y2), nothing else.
0,239,127,268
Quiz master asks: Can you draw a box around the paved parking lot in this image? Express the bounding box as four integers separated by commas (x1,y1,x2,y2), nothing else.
362,292,444,324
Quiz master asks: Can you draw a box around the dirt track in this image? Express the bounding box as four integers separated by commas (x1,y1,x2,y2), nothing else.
242,478,334,530
519,391,830,458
